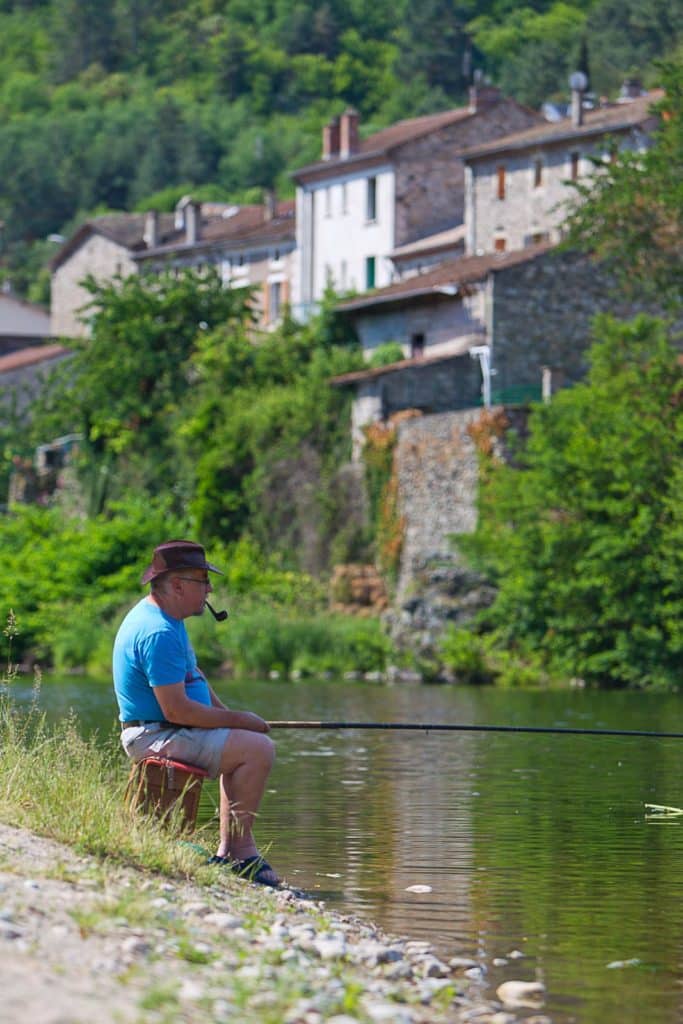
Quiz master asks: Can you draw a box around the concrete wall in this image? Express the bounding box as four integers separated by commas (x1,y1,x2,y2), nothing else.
354,289,486,361
51,235,137,338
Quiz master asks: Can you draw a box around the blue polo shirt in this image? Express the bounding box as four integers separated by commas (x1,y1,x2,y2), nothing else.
113,597,211,722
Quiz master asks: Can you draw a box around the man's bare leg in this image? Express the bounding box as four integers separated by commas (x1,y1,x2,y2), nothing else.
215,730,276,868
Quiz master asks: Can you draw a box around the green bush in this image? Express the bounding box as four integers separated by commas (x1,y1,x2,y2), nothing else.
367,342,405,369
438,627,492,685
217,608,393,677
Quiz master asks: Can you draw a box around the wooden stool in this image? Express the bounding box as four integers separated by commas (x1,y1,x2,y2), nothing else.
126,756,209,832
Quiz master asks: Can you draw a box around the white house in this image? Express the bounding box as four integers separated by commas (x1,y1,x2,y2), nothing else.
292,89,542,318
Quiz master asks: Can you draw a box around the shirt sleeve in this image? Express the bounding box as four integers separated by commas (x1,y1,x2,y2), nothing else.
138,626,187,688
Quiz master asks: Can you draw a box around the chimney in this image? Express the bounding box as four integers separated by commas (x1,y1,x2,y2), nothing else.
263,188,276,222
322,116,340,160
620,77,642,100
339,108,359,158
468,84,501,113
184,200,201,245
569,70,588,126
143,210,159,249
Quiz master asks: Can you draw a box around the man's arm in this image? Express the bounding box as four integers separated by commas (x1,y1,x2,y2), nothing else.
154,681,269,732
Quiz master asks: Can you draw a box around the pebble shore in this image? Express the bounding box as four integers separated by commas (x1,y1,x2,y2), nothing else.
0,823,549,1023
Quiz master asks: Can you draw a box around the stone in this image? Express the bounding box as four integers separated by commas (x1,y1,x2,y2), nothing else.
449,956,479,970
363,1000,415,1023
0,920,23,940
204,911,243,929
120,936,151,958
312,937,347,960
496,980,545,1007
421,955,450,978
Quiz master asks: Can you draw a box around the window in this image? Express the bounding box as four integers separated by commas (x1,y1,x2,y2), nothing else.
340,259,347,290
533,157,543,188
365,256,376,289
324,187,331,217
366,177,377,221
341,183,348,215
497,165,506,200
411,333,425,359
494,237,506,253
570,151,580,181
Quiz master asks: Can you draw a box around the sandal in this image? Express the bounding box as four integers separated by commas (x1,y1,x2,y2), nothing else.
208,854,281,888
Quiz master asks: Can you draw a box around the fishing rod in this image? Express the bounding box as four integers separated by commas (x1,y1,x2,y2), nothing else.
268,721,683,740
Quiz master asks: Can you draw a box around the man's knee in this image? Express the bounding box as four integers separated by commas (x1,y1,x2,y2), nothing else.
221,728,275,773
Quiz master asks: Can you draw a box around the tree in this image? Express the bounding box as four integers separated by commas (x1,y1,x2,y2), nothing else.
35,267,249,515
460,315,683,688
563,56,683,311
179,297,362,565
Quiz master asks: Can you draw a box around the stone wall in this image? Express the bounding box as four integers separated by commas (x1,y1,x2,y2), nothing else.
388,406,531,660
394,99,540,246
491,249,678,394
394,409,482,601
51,235,137,338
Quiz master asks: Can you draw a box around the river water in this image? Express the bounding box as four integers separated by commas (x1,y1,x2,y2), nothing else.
20,674,683,1023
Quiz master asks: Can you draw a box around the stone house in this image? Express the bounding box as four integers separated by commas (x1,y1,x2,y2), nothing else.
50,213,152,338
50,196,296,338
333,242,673,458
291,87,542,317
462,84,662,255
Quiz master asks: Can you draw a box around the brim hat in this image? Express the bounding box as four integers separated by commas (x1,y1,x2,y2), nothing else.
141,540,224,585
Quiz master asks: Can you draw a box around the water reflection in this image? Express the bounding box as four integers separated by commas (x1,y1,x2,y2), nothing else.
14,676,683,1024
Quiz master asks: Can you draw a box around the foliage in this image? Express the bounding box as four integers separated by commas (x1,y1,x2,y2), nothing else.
0,497,187,665
1,0,681,291
367,342,405,369
33,266,249,515
459,314,683,689
217,607,393,677
178,295,362,568
469,3,588,106
563,56,683,311
438,627,492,685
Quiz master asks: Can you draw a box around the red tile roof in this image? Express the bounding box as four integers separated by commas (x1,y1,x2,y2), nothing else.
0,343,70,373
293,107,480,182
462,91,663,160
139,201,295,256
337,243,555,312
52,202,296,271
330,345,476,387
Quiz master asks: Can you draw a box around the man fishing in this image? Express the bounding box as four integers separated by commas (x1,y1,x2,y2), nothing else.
113,539,279,887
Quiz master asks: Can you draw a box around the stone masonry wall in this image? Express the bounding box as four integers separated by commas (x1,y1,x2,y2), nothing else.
394,409,481,601
492,249,681,394
394,99,540,247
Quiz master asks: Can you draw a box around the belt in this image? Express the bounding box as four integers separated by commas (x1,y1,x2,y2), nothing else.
121,719,175,729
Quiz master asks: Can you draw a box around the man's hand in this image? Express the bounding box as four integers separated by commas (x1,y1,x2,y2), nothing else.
155,682,270,732
230,710,270,733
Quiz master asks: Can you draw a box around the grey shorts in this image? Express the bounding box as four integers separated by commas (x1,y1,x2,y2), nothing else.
121,722,231,779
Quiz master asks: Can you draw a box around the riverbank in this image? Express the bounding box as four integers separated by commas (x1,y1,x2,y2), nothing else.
0,822,534,1024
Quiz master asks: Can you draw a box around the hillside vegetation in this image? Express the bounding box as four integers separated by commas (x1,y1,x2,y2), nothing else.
0,0,681,299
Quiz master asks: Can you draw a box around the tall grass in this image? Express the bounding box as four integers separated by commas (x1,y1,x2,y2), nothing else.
0,613,216,877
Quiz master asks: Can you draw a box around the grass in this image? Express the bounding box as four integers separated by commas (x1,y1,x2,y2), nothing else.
0,657,220,881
